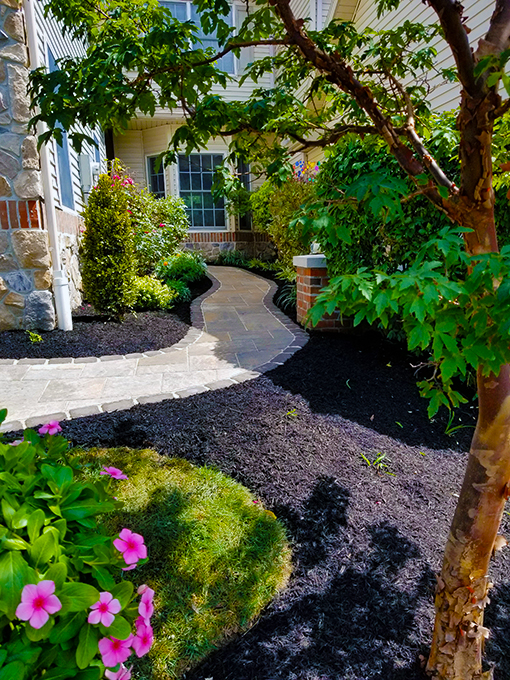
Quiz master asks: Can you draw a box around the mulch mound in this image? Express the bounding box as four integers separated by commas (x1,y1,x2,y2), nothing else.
54,331,510,680
0,277,212,359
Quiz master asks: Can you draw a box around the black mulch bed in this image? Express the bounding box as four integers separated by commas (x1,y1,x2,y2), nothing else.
48,331,510,680
0,277,212,359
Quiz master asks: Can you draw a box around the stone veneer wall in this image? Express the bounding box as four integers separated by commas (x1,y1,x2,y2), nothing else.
293,254,352,331
0,0,55,331
183,231,275,262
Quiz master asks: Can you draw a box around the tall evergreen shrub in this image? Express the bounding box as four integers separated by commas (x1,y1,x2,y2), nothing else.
81,174,136,318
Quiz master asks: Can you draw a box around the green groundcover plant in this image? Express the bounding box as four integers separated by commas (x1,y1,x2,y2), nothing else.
132,276,178,311
155,251,207,285
0,409,154,680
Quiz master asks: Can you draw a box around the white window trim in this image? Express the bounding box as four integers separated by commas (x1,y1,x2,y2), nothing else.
146,154,167,197
176,152,228,232
160,1,250,77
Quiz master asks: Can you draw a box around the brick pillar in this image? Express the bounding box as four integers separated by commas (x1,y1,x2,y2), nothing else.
293,254,351,331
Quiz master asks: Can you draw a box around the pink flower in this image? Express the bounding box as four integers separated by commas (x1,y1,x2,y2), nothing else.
127,209,132,214
10,439,23,446
121,564,137,572
98,635,133,668
105,664,132,680
16,580,62,629
88,591,122,627
113,529,147,565
159,223,164,228
138,586,154,622
38,420,62,436
132,619,154,657
100,466,128,480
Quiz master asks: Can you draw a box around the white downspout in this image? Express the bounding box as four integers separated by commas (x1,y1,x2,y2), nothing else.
23,0,73,330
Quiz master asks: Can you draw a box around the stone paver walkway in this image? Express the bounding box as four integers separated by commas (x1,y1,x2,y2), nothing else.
0,266,309,432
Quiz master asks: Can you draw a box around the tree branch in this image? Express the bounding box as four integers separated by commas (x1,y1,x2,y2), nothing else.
475,0,510,61
424,0,478,96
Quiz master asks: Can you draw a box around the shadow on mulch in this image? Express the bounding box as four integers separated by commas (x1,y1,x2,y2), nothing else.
57,331,510,680
268,331,477,453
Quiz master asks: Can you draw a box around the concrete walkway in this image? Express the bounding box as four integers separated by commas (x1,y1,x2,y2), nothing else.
0,266,309,432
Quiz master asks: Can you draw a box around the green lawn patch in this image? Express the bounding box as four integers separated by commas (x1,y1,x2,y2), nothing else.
79,447,291,679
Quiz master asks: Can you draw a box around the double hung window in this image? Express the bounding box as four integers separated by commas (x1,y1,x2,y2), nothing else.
178,154,226,229
160,1,236,74
147,156,166,198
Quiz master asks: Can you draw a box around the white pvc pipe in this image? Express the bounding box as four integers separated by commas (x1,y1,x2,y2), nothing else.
23,0,73,330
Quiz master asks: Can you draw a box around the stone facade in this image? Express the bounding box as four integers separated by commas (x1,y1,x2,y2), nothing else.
0,0,56,330
183,230,275,262
293,254,352,332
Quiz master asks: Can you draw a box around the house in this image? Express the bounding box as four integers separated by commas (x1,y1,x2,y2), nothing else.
0,0,104,332
0,0,494,331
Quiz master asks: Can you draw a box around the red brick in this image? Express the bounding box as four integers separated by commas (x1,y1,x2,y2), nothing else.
28,201,40,229
8,201,18,228
18,202,29,229
0,201,8,229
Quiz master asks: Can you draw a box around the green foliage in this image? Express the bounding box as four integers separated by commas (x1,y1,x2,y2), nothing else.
359,452,394,475
132,276,178,311
299,135,454,275
0,410,149,680
81,174,136,319
129,190,189,276
251,179,313,266
214,249,248,266
155,251,207,285
25,331,42,344
311,226,510,417
165,279,192,303
77,447,291,680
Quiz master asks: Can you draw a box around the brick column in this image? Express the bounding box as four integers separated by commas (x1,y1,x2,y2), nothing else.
293,254,351,331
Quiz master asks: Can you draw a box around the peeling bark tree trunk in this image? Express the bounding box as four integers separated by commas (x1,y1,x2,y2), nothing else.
426,367,510,679
427,86,510,680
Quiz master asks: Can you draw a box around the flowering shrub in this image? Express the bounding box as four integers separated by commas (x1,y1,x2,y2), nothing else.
155,251,207,285
0,409,155,680
129,190,189,276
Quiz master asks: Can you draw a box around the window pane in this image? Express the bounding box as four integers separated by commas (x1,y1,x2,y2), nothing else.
160,1,188,21
178,153,225,229
147,155,165,198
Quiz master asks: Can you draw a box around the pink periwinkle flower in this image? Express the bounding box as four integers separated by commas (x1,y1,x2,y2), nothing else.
113,529,147,565
16,580,62,629
88,591,122,627
105,664,132,680
132,618,154,657
138,586,154,622
9,439,24,446
100,466,128,480
98,635,133,668
38,420,62,436
121,564,138,572
159,223,164,228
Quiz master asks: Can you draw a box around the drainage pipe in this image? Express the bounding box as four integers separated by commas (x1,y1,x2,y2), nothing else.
23,0,73,330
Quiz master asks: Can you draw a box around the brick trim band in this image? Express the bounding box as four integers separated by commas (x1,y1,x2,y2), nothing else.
0,200,41,230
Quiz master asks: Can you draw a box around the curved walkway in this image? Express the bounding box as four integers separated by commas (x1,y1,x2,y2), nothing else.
0,266,309,433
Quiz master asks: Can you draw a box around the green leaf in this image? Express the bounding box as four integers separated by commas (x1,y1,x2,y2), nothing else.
25,615,55,642
99,615,131,640
76,624,99,670
61,500,115,522
109,581,133,609
50,612,87,644
91,567,115,591
0,409,7,426
0,551,33,618
410,297,426,323
60,583,100,613
30,529,57,569
0,661,26,680
437,185,449,199
27,510,46,543
45,562,68,590
75,669,101,680
40,667,79,680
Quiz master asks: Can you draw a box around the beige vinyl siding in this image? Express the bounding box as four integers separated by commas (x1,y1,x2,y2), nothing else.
35,2,107,213
350,0,493,113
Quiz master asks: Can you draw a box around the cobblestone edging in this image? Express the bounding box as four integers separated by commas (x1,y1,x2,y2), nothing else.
0,267,309,433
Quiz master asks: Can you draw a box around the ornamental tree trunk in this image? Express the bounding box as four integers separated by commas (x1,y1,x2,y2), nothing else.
426,86,510,679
